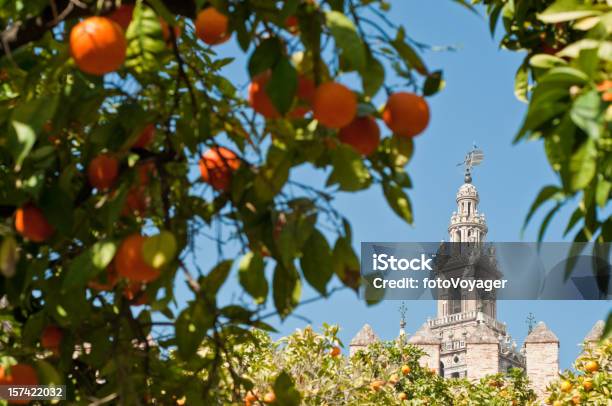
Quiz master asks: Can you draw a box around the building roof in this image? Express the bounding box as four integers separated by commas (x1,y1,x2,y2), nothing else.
408,323,440,345
350,324,380,346
584,320,604,343
524,322,559,344
466,322,499,344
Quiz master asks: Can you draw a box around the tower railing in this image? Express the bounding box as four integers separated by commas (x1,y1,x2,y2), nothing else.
428,311,506,332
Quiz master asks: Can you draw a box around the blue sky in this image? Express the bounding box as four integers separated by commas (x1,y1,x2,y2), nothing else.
173,0,610,369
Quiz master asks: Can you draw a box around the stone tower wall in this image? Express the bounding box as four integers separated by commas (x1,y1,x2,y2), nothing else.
525,342,559,399
414,344,440,373
466,342,499,381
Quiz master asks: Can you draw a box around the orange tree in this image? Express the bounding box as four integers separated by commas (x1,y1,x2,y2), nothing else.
0,0,451,403
209,325,538,405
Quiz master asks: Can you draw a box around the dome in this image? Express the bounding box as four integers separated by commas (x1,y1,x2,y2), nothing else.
457,183,479,201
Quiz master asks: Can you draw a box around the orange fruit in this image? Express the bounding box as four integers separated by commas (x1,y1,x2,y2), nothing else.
401,365,411,375
338,116,380,156
115,234,160,282
313,82,357,128
330,346,341,357
398,392,408,401
41,325,63,353
88,153,119,191
583,380,593,391
136,161,156,186
248,71,280,119
88,263,119,291
123,282,148,305
285,15,299,34
263,391,276,404
15,204,54,242
109,4,134,31
388,373,399,385
584,360,598,373
0,364,38,404
123,187,150,216
70,16,127,75
195,7,230,45
572,395,581,405
290,75,316,118
560,380,572,392
132,124,156,149
383,92,430,137
370,379,385,391
199,147,241,192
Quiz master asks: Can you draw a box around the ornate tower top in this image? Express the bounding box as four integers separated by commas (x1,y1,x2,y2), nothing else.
449,147,487,243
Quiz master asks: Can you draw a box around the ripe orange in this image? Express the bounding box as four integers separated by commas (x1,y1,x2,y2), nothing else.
401,365,411,375
313,82,357,128
583,380,593,391
123,282,148,306
0,364,38,404
195,7,230,45
109,4,134,31
285,15,299,34
132,124,156,149
248,71,280,119
41,325,63,353
244,391,257,403
137,161,157,186
88,153,119,191
572,395,581,405
560,380,572,392
263,391,276,404
15,204,54,242
290,75,316,118
382,92,430,137
370,379,385,392
115,234,160,283
338,116,380,156
70,17,127,75
123,187,150,216
388,373,399,385
398,392,408,401
88,263,119,291
199,147,241,192
584,360,598,373
330,346,341,357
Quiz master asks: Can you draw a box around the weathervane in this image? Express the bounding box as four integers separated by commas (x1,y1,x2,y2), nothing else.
457,144,484,183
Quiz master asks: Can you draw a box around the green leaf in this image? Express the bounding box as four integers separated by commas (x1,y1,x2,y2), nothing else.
175,301,213,360
267,58,298,115
538,0,603,23
142,231,178,268
332,236,360,291
361,54,385,97
566,138,597,191
126,4,167,73
202,260,233,297
423,70,444,96
392,27,427,74
62,241,117,292
563,207,583,237
570,89,603,139
602,311,612,341
327,145,372,191
272,264,301,319
538,67,589,86
300,229,333,295
522,185,563,232
537,204,562,242
325,11,366,72
514,62,529,102
530,54,568,69
382,183,413,224
248,37,283,77
238,252,268,305
273,371,301,406
595,177,611,209
39,184,74,236
35,360,63,385
7,94,59,170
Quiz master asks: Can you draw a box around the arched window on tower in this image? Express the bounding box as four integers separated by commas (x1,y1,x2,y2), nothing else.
450,286,461,314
